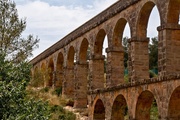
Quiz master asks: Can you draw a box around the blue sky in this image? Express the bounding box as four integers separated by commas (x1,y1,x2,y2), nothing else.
14,0,159,59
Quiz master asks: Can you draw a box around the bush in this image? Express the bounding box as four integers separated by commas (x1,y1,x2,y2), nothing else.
53,87,62,96
0,55,50,120
149,70,157,78
50,105,76,120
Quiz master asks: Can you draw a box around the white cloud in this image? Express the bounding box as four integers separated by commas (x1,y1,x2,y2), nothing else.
16,0,117,59
16,0,159,59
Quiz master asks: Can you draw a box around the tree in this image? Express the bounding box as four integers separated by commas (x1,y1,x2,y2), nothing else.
122,36,129,69
0,0,39,63
0,0,50,119
149,37,158,71
0,54,50,119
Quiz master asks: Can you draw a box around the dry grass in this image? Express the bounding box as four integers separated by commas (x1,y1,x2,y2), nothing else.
26,86,71,106
26,86,76,120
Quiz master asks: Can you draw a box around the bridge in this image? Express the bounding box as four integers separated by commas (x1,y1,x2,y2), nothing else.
30,0,180,119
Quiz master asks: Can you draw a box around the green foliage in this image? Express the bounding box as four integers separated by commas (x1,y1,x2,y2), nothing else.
42,87,50,93
149,37,158,70
31,69,44,87
122,37,129,68
149,70,157,78
150,99,158,120
50,105,76,120
0,55,50,120
30,67,50,88
53,87,62,96
124,74,129,83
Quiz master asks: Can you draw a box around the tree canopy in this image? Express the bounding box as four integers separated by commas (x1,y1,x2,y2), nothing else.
149,37,158,70
0,0,39,63
0,0,51,119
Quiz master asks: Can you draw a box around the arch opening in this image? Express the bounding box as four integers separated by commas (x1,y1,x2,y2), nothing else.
147,6,160,78
103,35,108,74
113,18,131,83
136,90,159,120
56,52,64,90
31,66,43,87
113,18,130,47
48,58,54,87
74,38,89,108
137,2,160,78
94,29,107,88
168,86,180,119
79,38,89,63
41,63,47,87
64,46,76,100
111,95,128,120
67,46,75,67
93,99,105,120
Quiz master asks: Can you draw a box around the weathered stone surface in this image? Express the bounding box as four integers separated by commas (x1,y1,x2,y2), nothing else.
31,0,180,119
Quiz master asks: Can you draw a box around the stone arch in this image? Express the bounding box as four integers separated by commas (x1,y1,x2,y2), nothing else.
41,62,46,72
113,18,131,47
168,86,180,119
48,57,54,87
41,62,47,87
67,46,75,67
137,1,161,39
34,66,38,74
94,29,107,56
56,52,64,88
73,38,89,108
93,99,105,120
79,38,89,62
111,94,128,120
33,66,38,80
167,0,180,24
135,90,158,120
63,46,75,99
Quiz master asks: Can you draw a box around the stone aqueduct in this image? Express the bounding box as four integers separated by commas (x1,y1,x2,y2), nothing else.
30,0,180,119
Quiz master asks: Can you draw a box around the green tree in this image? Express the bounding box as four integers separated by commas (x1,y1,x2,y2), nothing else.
0,54,50,120
122,36,129,68
149,37,158,71
0,0,39,63
0,0,50,119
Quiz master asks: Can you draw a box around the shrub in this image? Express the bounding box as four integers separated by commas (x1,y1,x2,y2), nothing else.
56,87,63,96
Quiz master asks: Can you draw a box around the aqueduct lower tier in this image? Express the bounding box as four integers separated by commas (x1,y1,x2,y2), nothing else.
31,0,180,119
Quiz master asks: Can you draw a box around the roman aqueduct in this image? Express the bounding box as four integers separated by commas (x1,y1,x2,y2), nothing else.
30,0,180,119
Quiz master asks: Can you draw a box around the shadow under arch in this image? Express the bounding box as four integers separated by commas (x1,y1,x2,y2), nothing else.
113,18,131,48
168,86,180,119
111,94,128,120
41,62,47,87
136,1,161,39
48,57,54,87
94,29,107,56
93,99,105,120
56,52,64,88
79,38,89,62
167,0,180,24
67,46,75,67
135,90,159,120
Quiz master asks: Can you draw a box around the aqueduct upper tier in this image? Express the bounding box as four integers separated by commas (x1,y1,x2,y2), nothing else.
31,0,180,119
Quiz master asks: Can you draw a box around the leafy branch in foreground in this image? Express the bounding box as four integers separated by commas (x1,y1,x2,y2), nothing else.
0,0,39,63
0,54,51,120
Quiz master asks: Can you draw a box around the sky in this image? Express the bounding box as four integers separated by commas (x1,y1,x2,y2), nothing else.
14,0,160,59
